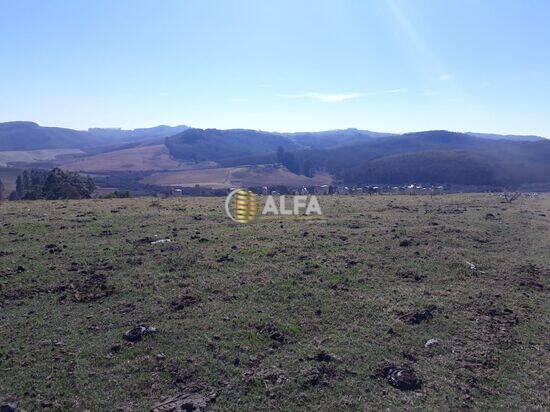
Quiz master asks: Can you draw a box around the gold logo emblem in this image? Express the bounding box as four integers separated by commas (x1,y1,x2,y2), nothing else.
225,189,260,224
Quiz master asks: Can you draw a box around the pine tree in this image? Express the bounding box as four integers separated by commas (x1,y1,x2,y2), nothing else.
0,178,4,200
16,175,23,197
22,170,30,192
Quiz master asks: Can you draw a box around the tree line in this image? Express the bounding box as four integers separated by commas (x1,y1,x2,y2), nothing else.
8,168,96,200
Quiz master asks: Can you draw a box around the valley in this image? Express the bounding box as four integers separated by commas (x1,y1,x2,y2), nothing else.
0,122,548,198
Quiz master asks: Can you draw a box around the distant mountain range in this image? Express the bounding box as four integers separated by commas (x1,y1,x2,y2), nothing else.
0,121,544,152
163,128,550,187
0,121,188,151
1,121,549,188
465,132,543,142
88,124,189,143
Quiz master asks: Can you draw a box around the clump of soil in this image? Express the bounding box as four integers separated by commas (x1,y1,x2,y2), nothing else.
400,305,436,325
517,264,548,292
69,274,114,302
45,243,63,254
151,387,216,411
300,364,337,386
255,323,287,346
396,271,426,282
377,363,422,390
171,295,200,311
253,368,287,385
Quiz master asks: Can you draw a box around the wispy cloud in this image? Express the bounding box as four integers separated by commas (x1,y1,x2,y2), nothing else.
439,73,452,81
230,97,249,103
279,92,364,103
279,88,406,103
372,88,408,95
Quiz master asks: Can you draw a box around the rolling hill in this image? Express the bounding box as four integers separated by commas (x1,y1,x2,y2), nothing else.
87,124,188,143
0,122,105,150
165,128,302,162
2,122,549,188
282,128,396,149
289,131,550,185
0,122,189,151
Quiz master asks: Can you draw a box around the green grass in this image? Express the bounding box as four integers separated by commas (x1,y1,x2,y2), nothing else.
1,194,549,410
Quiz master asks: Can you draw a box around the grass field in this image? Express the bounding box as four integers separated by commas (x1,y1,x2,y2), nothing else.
141,165,332,189
1,194,549,410
0,149,84,168
61,145,188,172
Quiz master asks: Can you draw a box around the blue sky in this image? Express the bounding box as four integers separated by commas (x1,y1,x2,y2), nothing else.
1,0,549,136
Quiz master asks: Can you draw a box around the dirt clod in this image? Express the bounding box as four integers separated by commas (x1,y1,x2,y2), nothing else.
401,305,436,325
301,364,336,386
396,271,425,282
0,403,17,412
378,363,422,390
171,295,200,311
151,390,216,412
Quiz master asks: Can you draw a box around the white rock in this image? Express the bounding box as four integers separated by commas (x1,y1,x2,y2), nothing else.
425,338,440,348
151,239,171,245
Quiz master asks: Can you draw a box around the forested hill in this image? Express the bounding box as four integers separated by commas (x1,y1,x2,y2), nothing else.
291,131,550,185
218,130,550,186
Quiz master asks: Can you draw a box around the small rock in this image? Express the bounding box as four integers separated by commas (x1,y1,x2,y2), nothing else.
399,239,411,247
151,239,171,245
123,324,157,342
466,260,487,274
425,338,440,348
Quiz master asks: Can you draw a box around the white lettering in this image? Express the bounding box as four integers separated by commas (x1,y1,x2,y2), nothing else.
279,195,293,215
262,196,279,215
293,195,308,215
305,196,322,215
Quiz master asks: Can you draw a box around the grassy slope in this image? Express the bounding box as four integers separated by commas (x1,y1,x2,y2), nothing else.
0,195,549,410
141,165,332,188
